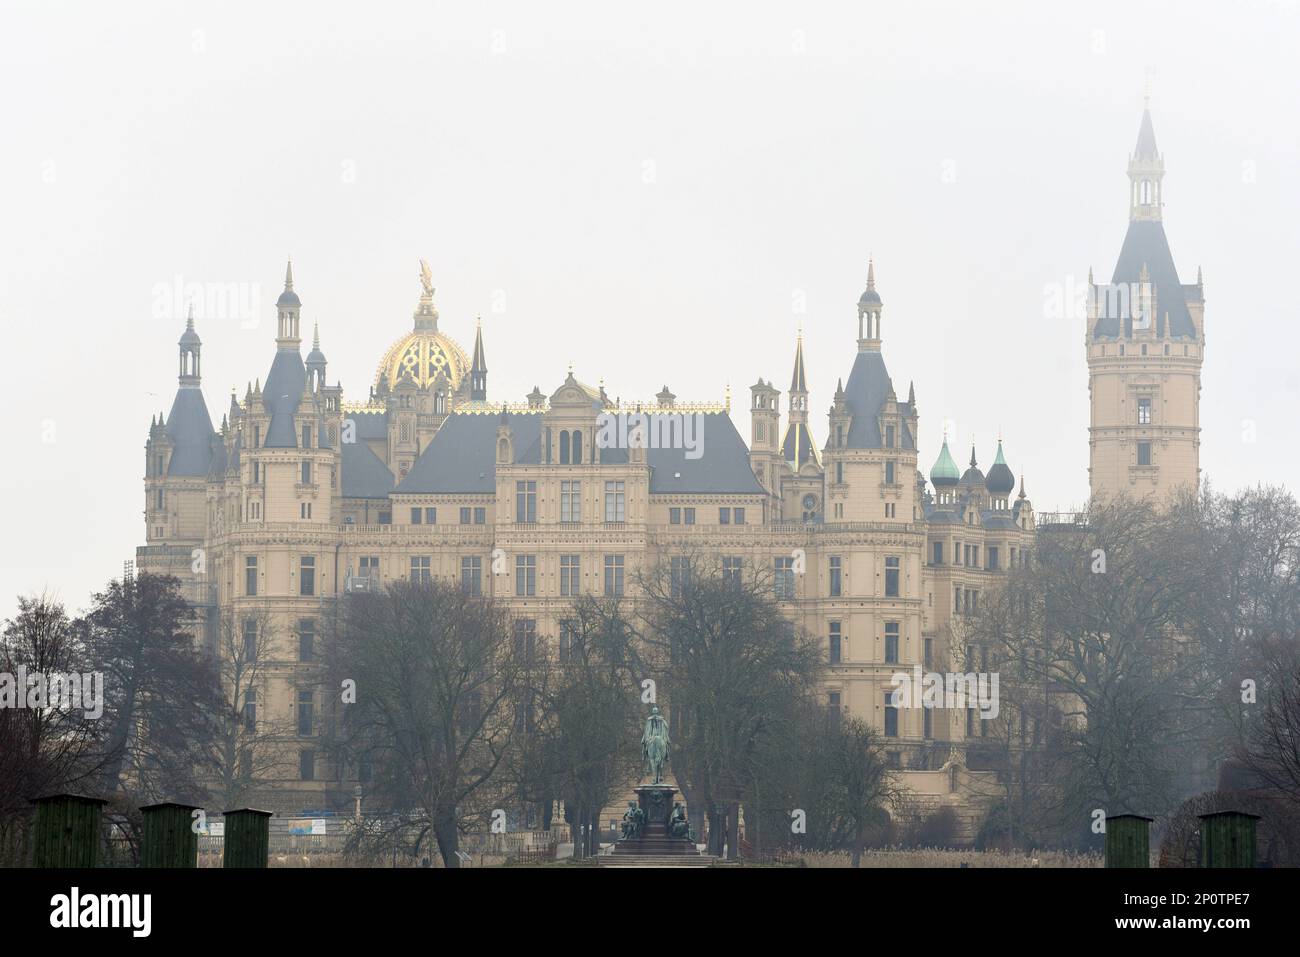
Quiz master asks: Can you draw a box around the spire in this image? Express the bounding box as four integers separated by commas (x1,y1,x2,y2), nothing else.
857,257,883,351
275,258,302,343
789,334,807,394
907,380,916,406
1128,102,1164,222
1134,107,1159,160
178,302,202,386
469,317,488,402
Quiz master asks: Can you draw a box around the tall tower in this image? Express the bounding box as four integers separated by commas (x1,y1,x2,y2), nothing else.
1087,104,1204,503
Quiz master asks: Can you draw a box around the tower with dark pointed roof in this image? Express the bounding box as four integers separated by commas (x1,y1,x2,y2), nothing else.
781,334,818,471
1087,103,1205,503
469,318,488,402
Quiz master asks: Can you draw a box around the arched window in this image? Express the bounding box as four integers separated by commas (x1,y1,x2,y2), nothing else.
572,431,583,464
559,430,570,464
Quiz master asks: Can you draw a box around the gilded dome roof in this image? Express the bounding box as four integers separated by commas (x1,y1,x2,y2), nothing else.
374,326,470,392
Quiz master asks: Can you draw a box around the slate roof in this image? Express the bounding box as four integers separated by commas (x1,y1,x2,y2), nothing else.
394,410,764,496
1094,220,1196,340
263,349,307,447
349,410,389,440
782,421,818,470
1134,108,1159,159
164,389,216,476
342,442,395,499
841,350,914,450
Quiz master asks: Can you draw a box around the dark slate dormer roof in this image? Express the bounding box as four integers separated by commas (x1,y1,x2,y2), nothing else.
350,410,389,440
262,350,306,447
1094,220,1195,340
395,411,763,495
841,351,914,450
164,389,216,475
341,442,395,499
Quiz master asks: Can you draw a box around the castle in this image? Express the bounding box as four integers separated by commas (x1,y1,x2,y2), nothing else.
136,106,1204,818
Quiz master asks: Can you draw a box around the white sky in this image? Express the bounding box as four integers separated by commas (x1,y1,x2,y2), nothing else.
2,0,1298,620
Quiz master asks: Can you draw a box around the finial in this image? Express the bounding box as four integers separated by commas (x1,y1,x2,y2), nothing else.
867,257,876,289
1018,474,1026,499
186,301,195,329
284,258,294,290
476,315,482,329
312,322,320,349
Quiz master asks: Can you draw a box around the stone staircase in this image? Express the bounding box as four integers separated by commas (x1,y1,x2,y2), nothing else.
598,852,718,868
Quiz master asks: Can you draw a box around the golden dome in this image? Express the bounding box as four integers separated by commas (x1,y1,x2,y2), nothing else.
374,326,470,393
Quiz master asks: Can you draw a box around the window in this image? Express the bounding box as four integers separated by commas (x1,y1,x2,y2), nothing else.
719,507,730,525
298,690,314,736
923,708,932,740
242,618,258,661
243,688,257,731
932,541,943,565
955,586,963,613
885,503,896,519
885,460,896,485
733,507,745,525
561,481,581,523
954,541,962,564
252,461,260,484
425,507,436,524
829,621,842,664
572,431,583,464
722,556,742,584
411,507,423,524
923,637,933,670
360,555,379,580
885,621,900,664
829,557,842,597
301,460,312,484
460,506,471,524
515,555,536,596
516,481,537,523
604,481,625,522
670,557,691,598
774,557,795,600
684,507,695,525
884,692,898,737
299,556,316,596
886,424,895,448
253,425,260,447
1137,441,1152,466
300,501,312,520
987,547,999,571
604,555,624,597
245,556,258,596
474,507,486,524
302,425,312,448
559,430,571,465
299,619,315,662
559,621,580,664
885,556,900,597
156,488,164,509
410,556,431,583
378,510,391,524
299,749,315,781
1137,397,1152,424
461,556,482,596
513,619,537,662
835,462,844,484
560,555,580,596
669,507,681,524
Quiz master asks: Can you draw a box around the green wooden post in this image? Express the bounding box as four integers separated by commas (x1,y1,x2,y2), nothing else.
140,803,200,868
1198,810,1260,868
30,794,108,868
222,808,273,868
1105,814,1152,868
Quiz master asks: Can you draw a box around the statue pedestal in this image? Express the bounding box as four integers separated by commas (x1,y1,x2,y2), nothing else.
612,785,700,857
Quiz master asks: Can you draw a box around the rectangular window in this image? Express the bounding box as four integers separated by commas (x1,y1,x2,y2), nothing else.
828,691,841,727
1137,397,1152,424
722,556,742,584
252,461,260,484
884,621,900,664
559,620,579,664
298,690,314,736
1137,441,1152,466
245,556,258,596
302,425,312,449
516,481,537,523
561,481,581,523
299,556,316,596
243,688,257,731
835,462,843,484
378,509,391,525
733,507,745,525
684,507,695,525
474,506,486,524
886,424,895,448
884,692,899,737
410,556,431,583
987,547,999,571
242,618,258,661
512,618,537,662
515,555,537,596
560,554,580,596
411,507,422,524
604,555,624,597
829,621,841,664
774,557,795,600
955,586,963,613
299,618,315,662
425,507,436,524
923,637,933,670
885,556,900,597
460,506,471,524
460,556,482,596
604,481,625,522
670,557,691,598
719,507,730,525
885,460,895,485
932,541,943,565
299,749,315,781
829,557,842,597
360,555,379,581
301,460,312,484
669,507,681,524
